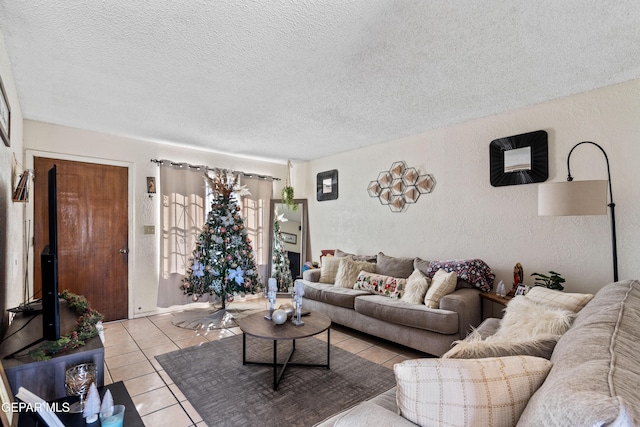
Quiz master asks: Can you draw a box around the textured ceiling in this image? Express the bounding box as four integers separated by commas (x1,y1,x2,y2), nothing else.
1,1,639,162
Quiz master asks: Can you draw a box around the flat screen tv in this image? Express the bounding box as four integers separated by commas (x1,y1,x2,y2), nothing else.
41,165,60,341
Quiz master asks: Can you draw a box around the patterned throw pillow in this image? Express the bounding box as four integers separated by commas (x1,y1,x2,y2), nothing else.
354,271,406,298
423,269,457,308
525,286,594,313
319,256,342,284
394,356,552,427
402,269,430,304
334,258,376,288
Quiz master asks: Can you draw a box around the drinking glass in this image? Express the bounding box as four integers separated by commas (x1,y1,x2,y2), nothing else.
64,363,97,413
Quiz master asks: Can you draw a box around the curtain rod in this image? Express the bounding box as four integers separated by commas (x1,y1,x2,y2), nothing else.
150,159,280,181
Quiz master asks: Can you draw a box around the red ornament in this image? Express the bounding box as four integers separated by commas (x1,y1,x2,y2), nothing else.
220,227,226,233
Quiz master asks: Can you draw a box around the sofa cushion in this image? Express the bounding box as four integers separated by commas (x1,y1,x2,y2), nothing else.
518,280,640,426
320,286,370,309
319,256,342,283
333,401,415,427
524,286,594,312
354,295,458,334
402,269,430,304
353,271,406,298
301,281,334,302
423,269,457,308
376,252,415,279
334,258,376,288
334,248,377,262
395,356,552,427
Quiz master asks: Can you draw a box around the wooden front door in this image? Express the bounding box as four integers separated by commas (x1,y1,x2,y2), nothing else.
34,157,129,321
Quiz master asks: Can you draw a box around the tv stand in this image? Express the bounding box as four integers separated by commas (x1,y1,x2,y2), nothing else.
0,300,104,401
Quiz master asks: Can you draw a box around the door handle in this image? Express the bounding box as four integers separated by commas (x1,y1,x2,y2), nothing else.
119,248,129,254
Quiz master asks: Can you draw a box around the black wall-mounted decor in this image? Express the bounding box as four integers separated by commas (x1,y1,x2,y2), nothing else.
317,170,338,201
490,130,548,187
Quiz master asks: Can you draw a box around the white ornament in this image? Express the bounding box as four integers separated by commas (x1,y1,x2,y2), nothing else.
272,309,288,325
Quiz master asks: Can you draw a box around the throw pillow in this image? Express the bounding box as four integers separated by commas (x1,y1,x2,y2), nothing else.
334,258,376,288
413,257,431,276
319,256,342,284
394,356,552,427
402,269,430,304
498,295,575,340
376,252,415,279
354,271,406,298
423,269,457,308
442,335,559,360
525,286,594,313
335,248,377,262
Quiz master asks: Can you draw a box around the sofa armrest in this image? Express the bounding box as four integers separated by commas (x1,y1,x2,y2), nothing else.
303,268,321,282
439,288,481,337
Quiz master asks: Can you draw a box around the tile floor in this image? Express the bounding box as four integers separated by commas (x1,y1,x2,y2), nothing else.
102,297,429,427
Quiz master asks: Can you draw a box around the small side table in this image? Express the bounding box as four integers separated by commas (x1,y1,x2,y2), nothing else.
479,293,513,320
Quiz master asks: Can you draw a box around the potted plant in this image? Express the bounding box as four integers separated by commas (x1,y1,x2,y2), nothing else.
530,271,565,291
281,160,297,211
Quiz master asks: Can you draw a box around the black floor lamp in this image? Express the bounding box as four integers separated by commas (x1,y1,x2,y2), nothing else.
537,141,618,282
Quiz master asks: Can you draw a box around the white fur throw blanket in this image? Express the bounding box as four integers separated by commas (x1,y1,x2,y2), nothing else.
442,296,576,359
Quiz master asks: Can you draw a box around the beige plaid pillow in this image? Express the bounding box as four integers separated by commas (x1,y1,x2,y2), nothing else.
334,258,376,288
525,286,594,312
423,269,457,308
319,256,342,284
394,356,552,427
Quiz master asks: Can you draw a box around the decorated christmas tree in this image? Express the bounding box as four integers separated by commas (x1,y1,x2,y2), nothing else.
272,212,294,292
180,170,261,309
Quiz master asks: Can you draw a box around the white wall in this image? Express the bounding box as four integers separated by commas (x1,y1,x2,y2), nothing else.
23,120,287,317
298,79,640,295
0,30,25,334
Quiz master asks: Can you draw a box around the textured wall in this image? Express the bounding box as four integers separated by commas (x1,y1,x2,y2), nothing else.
299,79,640,295
23,121,287,317
0,31,25,335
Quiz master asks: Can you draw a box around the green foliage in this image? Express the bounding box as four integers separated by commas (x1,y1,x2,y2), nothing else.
29,290,104,361
281,185,298,211
530,271,565,291
181,172,261,308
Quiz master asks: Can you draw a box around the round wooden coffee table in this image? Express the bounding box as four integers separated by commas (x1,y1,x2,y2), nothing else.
238,310,331,390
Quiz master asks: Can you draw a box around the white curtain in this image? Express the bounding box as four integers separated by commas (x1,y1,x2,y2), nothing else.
157,164,273,307
240,177,273,282
157,165,207,307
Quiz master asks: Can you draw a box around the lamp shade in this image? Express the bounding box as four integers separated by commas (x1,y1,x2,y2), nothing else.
538,180,608,216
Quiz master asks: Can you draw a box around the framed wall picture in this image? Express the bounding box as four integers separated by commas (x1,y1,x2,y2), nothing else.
281,232,297,244
147,177,156,194
0,75,11,147
489,130,548,187
317,170,338,201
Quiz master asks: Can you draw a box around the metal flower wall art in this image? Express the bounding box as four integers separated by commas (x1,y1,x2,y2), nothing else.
367,161,436,212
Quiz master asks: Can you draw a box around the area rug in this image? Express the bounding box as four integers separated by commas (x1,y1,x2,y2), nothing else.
156,334,397,427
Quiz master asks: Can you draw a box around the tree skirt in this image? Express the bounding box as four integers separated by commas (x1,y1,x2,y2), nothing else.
171,302,263,330
155,334,397,427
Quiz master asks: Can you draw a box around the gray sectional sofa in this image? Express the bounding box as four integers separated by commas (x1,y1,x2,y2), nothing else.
300,253,494,356
316,279,640,426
